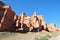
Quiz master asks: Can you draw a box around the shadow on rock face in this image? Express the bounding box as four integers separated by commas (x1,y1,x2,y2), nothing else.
0,23,49,33
22,24,29,33
15,30,28,34
31,27,39,32
45,28,49,32
39,25,44,31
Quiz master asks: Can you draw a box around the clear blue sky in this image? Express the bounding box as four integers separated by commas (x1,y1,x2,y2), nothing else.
1,0,60,28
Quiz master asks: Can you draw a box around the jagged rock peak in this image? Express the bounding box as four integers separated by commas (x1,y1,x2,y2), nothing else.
33,11,37,16
38,14,45,21
21,12,26,17
39,14,43,17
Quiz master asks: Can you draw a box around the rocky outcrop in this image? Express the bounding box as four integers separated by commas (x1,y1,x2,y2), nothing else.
0,2,15,31
38,15,47,30
47,24,58,32
0,1,59,32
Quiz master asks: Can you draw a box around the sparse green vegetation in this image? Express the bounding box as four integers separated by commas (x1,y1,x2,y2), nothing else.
35,34,51,40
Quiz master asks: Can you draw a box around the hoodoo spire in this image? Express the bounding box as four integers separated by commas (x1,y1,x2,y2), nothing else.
21,12,26,17
33,11,37,16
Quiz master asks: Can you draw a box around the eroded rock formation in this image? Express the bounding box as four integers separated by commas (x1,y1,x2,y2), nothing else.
0,1,60,32
0,1,15,31
47,24,58,32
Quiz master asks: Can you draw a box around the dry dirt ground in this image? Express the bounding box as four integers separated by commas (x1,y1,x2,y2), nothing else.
0,31,60,40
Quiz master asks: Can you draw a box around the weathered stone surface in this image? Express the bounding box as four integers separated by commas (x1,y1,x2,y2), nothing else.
0,4,15,31
23,17,32,31
0,1,5,7
24,17,31,27
47,24,57,32
38,15,47,30
0,8,5,23
15,12,59,32
0,1,59,32
31,12,40,28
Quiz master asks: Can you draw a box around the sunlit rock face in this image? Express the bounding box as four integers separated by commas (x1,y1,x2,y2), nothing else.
47,24,58,32
31,12,40,28
0,1,59,32
24,17,31,27
38,15,47,30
